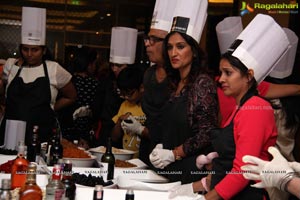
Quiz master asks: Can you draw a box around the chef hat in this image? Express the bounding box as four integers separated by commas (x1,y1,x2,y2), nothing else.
151,0,178,32
216,16,243,54
269,28,298,79
228,14,289,83
21,7,46,46
170,0,208,42
109,27,138,64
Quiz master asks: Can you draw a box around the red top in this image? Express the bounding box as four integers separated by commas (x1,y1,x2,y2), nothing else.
218,80,270,127
215,96,277,199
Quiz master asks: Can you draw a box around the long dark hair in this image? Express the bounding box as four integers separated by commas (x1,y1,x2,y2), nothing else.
163,31,209,90
221,52,259,105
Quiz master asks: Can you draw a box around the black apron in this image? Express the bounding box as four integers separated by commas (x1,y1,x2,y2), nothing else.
210,94,269,200
0,62,55,145
158,92,207,184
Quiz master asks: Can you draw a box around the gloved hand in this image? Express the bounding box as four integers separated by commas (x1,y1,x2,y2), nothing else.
149,144,175,169
121,115,144,135
289,161,300,172
169,183,197,199
73,105,92,120
196,152,219,169
241,146,294,190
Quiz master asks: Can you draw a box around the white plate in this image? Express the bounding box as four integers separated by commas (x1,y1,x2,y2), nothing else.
119,158,148,169
75,181,117,189
89,146,136,161
116,176,181,191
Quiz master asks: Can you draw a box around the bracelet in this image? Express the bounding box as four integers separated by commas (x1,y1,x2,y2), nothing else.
173,148,182,161
279,172,297,191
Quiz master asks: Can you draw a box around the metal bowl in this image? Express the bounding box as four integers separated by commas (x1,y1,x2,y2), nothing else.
89,146,136,161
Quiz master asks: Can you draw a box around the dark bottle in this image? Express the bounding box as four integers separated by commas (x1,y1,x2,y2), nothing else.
11,142,29,189
45,128,57,165
61,160,76,200
125,189,134,200
27,125,41,163
101,137,115,180
49,129,63,166
93,185,103,200
19,162,43,200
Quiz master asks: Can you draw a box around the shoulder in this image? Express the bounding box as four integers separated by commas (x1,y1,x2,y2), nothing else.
236,96,273,120
45,60,63,70
45,60,71,76
194,74,216,89
243,96,271,107
190,73,217,96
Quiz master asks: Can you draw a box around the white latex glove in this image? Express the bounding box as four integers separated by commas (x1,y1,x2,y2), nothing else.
289,161,300,172
241,146,294,190
149,144,175,169
73,105,92,120
169,183,197,199
121,115,145,135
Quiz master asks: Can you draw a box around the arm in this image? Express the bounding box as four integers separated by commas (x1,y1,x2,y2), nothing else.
111,117,124,143
182,75,218,156
111,110,131,143
285,176,300,198
263,82,300,99
54,81,77,111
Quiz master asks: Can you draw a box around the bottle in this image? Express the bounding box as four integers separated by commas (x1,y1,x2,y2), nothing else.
46,164,66,200
46,128,57,165
19,162,43,200
0,179,12,200
27,125,41,163
125,189,134,200
49,130,63,166
11,142,29,189
61,160,76,200
101,137,115,180
93,185,103,200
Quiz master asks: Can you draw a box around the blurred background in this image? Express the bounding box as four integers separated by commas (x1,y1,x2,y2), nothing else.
0,0,299,75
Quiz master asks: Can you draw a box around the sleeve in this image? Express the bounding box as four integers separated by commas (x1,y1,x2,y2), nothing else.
257,81,270,97
3,58,16,82
53,62,72,89
183,75,219,156
215,99,276,199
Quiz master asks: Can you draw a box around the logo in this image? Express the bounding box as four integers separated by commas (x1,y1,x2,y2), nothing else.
240,1,298,15
240,1,254,16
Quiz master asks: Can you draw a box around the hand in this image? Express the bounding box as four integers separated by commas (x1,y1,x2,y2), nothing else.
73,105,92,120
241,147,294,190
121,115,144,135
169,183,197,199
196,152,219,169
149,144,175,169
289,161,300,172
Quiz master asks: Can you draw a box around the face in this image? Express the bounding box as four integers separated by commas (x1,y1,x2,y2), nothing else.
119,87,144,104
167,32,193,71
144,29,167,65
21,44,44,66
111,63,127,77
218,58,250,101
